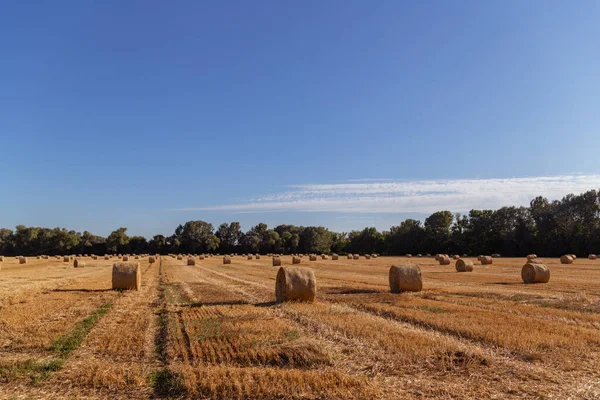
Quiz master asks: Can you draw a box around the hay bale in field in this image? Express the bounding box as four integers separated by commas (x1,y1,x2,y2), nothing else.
560,255,574,264
149,256,156,263
73,258,85,268
321,254,328,260
365,254,371,260
372,254,378,258
455,259,474,272
589,254,597,260
434,254,441,261
19,257,27,264
36,256,41,259
406,254,412,258
0,256,3,262
177,255,183,260
187,258,196,266
477,255,484,262
122,256,129,262
331,254,339,260
452,255,460,260
199,255,205,260
292,256,301,264
438,255,451,265
389,264,422,293
570,254,577,260
92,255,98,260
273,256,282,267
527,254,537,260
247,254,253,260
309,255,317,261
135,255,139,260
275,266,316,302
223,255,231,265
105,255,110,260
353,254,359,260
521,260,550,284
480,256,493,265
112,262,141,291
256,254,261,260
63,256,70,262
347,254,353,259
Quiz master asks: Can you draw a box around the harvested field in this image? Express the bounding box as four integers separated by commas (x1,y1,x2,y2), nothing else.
1,255,600,399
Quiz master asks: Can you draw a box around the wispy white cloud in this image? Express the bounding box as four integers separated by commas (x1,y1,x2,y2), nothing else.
174,175,600,214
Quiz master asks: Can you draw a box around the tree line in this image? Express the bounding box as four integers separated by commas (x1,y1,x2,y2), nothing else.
1,190,599,257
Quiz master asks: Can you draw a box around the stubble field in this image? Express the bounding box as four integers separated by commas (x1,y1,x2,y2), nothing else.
1,254,599,399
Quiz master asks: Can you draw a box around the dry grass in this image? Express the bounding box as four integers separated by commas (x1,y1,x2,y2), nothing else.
2,255,600,399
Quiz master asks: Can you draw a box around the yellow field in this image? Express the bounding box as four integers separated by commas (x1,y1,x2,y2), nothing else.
1,255,599,399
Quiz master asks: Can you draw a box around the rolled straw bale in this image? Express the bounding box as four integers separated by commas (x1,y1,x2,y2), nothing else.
589,254,597,260
560,255,574,264
135,256,139,259
149,256,156,263
105,255,110,260
521,260,550,284
389,264,422,293
309,255,317,261
177,255,183,260
223,256,231,265
199,255,205,260
247,254,253,260
275,266,316,302
331,254,339,260
406,254,412,258
347,254,353,259
477,255,484,262
36,256,41,259
187,258,196,266
438,255,451,265
527,254,537,260
292,256,301,264
92,255,98,260
73,258,85,268
462,254,468,257
435,254,442,261
365,254,371,260
122,256,129,262
455,259,474,272
353,254,359,260
19,257,27,264
256,255,261,260
112,262,141,291
63,256,70,262
570,254,577,260
372,254,378,258
480,256,493,265
452,255,460,260
273,256,282,267
0,256,3,262
321,255,328,260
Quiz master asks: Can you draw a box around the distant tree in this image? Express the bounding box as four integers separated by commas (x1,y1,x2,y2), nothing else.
106,227,130,253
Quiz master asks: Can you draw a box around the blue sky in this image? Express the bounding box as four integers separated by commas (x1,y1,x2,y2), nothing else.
2,0,600,237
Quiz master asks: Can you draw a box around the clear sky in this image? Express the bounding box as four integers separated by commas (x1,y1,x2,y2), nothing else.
2,0,600,237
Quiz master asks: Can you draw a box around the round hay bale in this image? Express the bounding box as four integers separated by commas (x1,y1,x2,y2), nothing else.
187,258,196,266
521,260,550,284
135,255,139,259
19,257,27,264
275,266,316,302
406,254,412,258
73,258,85,268
321,254,328,260
560,255,574,264
112,262,141,291
434,254,442,261
365,254,371,260
452,255,460,260
331,254,339,260
292,256,301,264
247,254,253,260
92,255,98,260
455,259,474,272
353,254,359,260
63,256,70,262
570,254,577,260
223,256,231,265
0,256,3,262
389,264,422,293
477,255,484,262
589,254,597,260
149,256,156,264
347,254,353,259
256,254,261,260
372,254,378,258
273,256,282,267
104,255,110,260
309,255,317,261
177,255,183,260
417,254,422,257
199,255,205,260
36,256,41,259
122,256,129,262
480,256,493,265
526,254,537,260
438,255,451,265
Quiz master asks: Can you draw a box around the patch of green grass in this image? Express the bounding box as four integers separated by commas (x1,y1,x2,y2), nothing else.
283,329,300,341
0,358,63,385
50,302,113,357
150,368,184,397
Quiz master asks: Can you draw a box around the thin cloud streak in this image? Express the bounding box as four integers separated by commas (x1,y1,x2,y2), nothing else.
174,175,600,214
